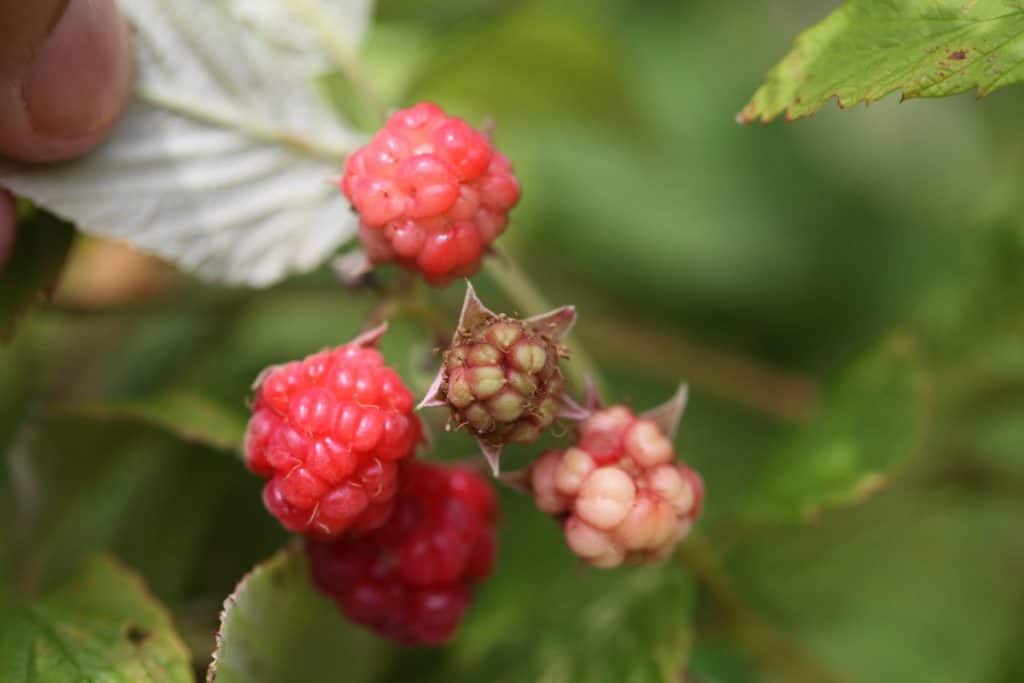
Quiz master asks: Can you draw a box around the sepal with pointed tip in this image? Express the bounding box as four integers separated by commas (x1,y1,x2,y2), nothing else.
640,384,689,440
523,304,577,341
477,439,504,476
349,321,389,349
456,280,498,333
557,394,592,422
556,375,605,420
559,378,689,440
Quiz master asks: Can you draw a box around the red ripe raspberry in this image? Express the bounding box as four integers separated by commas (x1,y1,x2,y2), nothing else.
420,283,576,473
529,391,702,568
244,325,422,539
340,102,521,286
307,460,498,646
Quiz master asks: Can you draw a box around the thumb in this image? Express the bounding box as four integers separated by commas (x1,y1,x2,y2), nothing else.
0,0,133,162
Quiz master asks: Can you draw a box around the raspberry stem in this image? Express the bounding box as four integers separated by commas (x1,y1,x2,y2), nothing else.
677,535,846,683
367,284,452,344
483,254,604,396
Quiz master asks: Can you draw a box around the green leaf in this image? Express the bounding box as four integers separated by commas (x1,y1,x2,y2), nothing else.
4,408,290,666
58,391,247,454
461,566,692,683
208,549,388,683
744,335,927,522
210,496,694,683
0,207,73,340
9,414,282,606
13,419,191,591
729,490,1024,683
740,1,1024,124
0,554,192,682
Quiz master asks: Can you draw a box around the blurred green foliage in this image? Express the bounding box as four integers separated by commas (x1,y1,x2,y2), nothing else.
3,1,1024,681
0,207,72,340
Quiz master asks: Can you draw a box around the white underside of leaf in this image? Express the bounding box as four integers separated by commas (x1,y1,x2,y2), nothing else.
0,0,373,287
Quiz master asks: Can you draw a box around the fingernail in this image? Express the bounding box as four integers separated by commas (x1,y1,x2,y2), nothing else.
22,0,132,141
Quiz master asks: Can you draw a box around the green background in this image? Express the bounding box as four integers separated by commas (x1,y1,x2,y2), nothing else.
3,1,1024,681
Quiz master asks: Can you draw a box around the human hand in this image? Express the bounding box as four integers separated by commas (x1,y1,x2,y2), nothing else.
0,0,133,270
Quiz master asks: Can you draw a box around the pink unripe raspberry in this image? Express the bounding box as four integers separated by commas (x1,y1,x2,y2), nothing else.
529,392,702,568
420,283,576,474
244,325,422,539
529,450,569,515
576,466,636,530
340,102,521,286
565,516,624,568
554,447,595,497
307,460,498,646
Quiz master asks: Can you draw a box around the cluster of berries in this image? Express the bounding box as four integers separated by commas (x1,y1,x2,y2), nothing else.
240,102,703,646
307,460,497,645
340,102,521,286
417,286,703,569
243,326,496,645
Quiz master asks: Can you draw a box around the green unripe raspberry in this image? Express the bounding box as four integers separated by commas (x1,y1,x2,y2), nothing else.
443,316,565,446
420,283,576,474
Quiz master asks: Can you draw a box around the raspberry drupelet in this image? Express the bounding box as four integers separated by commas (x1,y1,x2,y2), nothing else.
420,283,576,474
307,460,498,646
340,102,521,286
529,386,703,568
244,325,422,539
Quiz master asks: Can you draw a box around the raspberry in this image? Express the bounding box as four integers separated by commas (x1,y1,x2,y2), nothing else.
307,460,498,646
244,325,422,539
528,386,702,568
420,283,576,473
339,102,521,286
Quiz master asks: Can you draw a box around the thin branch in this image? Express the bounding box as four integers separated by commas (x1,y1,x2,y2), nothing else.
483,256,606,396
582,315,818,422
928,448,1024,498
678,537,846,683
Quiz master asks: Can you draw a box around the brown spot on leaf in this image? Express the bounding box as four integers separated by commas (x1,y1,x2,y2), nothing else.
125,624,150,645
949,50,967,60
